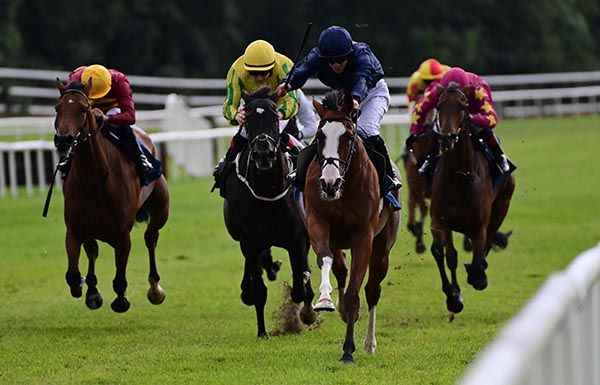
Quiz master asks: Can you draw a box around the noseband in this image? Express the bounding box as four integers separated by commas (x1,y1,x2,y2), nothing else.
316,116,357,182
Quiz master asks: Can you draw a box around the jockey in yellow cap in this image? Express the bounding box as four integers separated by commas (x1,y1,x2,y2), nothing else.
406,58,450,113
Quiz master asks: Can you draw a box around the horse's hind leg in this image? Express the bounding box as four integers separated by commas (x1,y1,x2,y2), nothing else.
363,232,392,355
487,175,516,251
83,240,103,310
465,227,488,291
110,233,132,313
143,179,169,305
287,235,317,325
260,248,281,282
333,250,349,322
65,229,84,299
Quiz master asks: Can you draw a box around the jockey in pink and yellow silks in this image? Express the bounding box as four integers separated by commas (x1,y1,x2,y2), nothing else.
408,67,511,174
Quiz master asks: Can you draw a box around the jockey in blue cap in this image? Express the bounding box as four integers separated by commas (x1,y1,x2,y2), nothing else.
278,25,402,199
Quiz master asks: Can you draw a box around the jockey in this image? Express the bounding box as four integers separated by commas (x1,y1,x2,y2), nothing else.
278,25,402,196
63,64,155,182
406,58,449,113
214,40,306,181
407,67,511,175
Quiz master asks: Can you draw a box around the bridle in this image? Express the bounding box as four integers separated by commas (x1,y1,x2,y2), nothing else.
54,89,105,155
315,116,357,183
433,88,470,149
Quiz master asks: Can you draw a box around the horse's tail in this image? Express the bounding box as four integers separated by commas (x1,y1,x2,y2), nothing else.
136,202,150,223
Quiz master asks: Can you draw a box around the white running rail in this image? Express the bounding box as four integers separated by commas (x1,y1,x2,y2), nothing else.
458,241,600,385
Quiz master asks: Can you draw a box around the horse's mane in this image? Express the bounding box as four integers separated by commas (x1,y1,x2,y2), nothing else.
322,89,345,112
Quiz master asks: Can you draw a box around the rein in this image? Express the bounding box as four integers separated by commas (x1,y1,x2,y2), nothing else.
43,89,106,217
235,151,293,201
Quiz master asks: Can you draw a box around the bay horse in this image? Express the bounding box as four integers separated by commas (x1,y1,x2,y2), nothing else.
221,87,316,337
307,90,400,364
54,79,169,312
429,83,515,317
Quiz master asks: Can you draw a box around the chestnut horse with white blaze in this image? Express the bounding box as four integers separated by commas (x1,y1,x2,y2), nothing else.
306,90,400,364
54,79,169,313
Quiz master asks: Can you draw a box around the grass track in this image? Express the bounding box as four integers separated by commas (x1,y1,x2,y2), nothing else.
1,115,599,384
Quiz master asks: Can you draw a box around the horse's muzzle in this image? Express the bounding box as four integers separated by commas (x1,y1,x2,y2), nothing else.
54,134,75,157
319,177,343,200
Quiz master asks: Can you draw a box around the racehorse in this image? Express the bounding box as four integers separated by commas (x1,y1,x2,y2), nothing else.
404,128,512,254
221,87,316,337
54,79,169,312
429,83,515,317
307,90,400,364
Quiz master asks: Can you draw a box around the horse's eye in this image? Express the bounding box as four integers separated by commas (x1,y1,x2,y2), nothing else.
54,105,59,112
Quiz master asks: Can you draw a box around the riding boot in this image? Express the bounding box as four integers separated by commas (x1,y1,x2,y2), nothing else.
363,135,402,195
287,141,317,190
213,133,248,180
115,125,154,186
417,137,439,176
280,131,305,156
478,128,510,173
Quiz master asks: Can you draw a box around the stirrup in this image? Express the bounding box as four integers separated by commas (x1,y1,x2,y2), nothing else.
418,157,431,175
140,155,153,171
499,155,510,172
286,170,297,184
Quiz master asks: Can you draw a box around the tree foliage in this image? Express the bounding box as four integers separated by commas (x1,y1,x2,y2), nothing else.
1,0,598,77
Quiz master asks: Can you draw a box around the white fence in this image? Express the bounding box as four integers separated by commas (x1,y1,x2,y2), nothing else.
458,241,600,385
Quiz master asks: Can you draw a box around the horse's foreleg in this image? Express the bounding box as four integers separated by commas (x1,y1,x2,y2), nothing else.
431,228,462,314
487,176,516,251
339,237,372,364
309,218,335,312
65,229,84,298
466,228,488,291
82,240,103,310
110,233,131,313
240,242,268,338
444,232,462,315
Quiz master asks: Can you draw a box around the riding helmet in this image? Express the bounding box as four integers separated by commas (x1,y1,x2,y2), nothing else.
318,26,354,58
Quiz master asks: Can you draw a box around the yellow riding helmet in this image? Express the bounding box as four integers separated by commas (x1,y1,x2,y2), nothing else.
243,40,276,72
81,64,112,99
419,58,446,81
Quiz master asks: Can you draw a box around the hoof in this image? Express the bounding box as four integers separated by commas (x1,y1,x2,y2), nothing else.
147,286,166,305
240,290,255,306
493,230,512,250
300,304,317,325
70,286,83,298
110,297,131,313
446,294,464,314
466,264,488,291
313,298,335,312
364,340,377,355
265,260,282,281
85,292,103,310
339,352,355,364
257,331,269,339
416,241,426,254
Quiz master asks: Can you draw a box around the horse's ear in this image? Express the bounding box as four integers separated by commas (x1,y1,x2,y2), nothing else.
436,83,446,93
269,91,279,103
312,98,325,118
242,90,250,104
56,77,67,95
341,93,354,116
462,85,474,97
83,77,93,96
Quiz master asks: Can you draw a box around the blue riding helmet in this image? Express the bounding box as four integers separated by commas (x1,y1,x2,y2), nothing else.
317,26,353,58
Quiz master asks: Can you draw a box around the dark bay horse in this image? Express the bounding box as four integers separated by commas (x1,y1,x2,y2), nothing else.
54,80,169,312
429,83,515,317
307,90,400,364
222,87,316,337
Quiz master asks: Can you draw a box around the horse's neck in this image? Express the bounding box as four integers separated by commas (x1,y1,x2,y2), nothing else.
440,134,476,173
71,134,111,188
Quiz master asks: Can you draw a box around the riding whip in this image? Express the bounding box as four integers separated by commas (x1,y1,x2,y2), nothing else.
284,22,313,89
